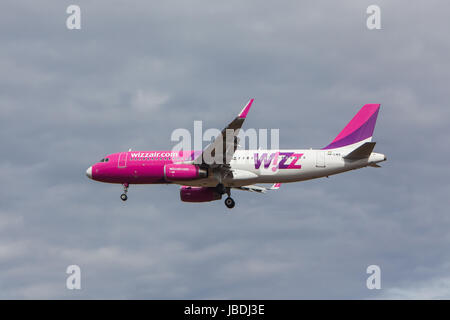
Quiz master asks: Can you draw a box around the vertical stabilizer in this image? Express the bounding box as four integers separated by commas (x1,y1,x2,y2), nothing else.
323,104,380,150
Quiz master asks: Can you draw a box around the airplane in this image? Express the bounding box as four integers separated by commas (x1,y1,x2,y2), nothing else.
86,100,386,209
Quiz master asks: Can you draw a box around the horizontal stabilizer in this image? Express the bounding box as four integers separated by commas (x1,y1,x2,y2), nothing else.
368,163,381,168
344,142,376,160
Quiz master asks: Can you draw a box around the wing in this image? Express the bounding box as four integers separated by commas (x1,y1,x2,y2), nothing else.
236,183,282,193
193,99,254,167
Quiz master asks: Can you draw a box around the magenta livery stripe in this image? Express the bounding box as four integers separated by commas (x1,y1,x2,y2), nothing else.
323,104,380,149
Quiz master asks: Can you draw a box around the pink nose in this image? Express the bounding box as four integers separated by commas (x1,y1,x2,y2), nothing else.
86,166,92,179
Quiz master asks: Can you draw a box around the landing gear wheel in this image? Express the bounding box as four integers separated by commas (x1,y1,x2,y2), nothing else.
120,183,129,201
224,197,235,209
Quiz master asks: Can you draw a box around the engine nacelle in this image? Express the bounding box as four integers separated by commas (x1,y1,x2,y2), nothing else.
164,164,207,181
180,186,222,202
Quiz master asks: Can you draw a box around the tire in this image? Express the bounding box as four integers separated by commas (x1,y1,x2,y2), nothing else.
224,197,235,209
120,194,128,201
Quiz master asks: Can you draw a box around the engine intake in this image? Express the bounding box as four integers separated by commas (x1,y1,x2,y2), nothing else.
180,186,222,202
164,164,207,181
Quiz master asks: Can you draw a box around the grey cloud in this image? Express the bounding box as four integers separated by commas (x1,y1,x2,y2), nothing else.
0,0,449,299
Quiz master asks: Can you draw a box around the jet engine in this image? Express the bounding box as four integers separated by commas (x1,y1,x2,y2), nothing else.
180,186,222,202
164,164,207,181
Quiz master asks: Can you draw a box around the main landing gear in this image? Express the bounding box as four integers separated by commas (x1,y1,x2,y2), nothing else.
121,183,129,201
216,183,235,209
224,197,235,209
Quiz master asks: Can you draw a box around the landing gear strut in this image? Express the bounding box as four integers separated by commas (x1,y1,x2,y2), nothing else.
121,183,129,201
216,184,235,209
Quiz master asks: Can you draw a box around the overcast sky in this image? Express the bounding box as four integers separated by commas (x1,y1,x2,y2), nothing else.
1,0,449,299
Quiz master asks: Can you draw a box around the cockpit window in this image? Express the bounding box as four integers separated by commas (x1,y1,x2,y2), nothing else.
99,158,105,162
105,158,109,162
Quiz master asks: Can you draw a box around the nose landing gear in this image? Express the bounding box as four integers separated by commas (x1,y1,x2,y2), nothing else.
121,183,129,201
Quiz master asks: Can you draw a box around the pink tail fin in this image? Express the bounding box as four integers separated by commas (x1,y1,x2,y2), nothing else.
323,104,380,149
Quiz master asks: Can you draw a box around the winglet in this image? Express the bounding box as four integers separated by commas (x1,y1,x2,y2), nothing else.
270,183,281,190
238,99,254,119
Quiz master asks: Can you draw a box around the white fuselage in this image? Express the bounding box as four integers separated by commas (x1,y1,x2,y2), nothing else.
183,146,386,188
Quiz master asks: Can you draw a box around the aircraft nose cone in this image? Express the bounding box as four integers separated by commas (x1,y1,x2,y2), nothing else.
86,166,92,179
